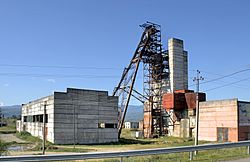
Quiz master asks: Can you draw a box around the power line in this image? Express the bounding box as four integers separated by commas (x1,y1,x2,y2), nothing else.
189,68,250,87
0,72,145,79
204,77,250,92
199,70,249,87
0,72,120,78
203,77,250,91
0,64,122,70
201,68,250,84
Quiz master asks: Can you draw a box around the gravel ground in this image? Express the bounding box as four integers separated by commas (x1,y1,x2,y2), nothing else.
0,133,26,143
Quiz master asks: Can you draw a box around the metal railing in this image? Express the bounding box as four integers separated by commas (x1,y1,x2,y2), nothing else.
1,141,250,162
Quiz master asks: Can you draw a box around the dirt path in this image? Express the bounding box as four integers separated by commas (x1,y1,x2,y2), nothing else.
224,157,250,162
0,133,26,143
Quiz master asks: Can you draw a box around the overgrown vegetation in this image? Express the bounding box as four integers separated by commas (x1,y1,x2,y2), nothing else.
0,126,16,134
0,118,17,134
0,140,16,155
0,140,8,155
15,131,42,143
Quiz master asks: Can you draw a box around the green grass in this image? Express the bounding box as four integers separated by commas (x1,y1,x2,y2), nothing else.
46,146,94,153
0,140,16,155
0,118,17,134
51,129,249,162
15,131,42,143
0,140,9,155
6,129,250,161
0,125,16,134
110,147,250,162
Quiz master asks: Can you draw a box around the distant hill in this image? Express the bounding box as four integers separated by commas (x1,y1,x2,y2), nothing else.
125,105,143,122
0,104,144,121
1,105,21,118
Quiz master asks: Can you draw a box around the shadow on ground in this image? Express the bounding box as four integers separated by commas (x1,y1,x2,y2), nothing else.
117,138,153,145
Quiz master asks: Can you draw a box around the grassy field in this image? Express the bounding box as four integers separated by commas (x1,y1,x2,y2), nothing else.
55,129,250,162
1,128,250,161
0,118,17,134
50,129,250,161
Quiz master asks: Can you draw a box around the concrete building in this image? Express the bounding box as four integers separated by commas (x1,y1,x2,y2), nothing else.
18,88,118,144
199,99,250,142
168,38,188,92
124,121,139,129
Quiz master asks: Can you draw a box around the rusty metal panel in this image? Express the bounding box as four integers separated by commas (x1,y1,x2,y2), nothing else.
174,90,194,93
185,92,206,110
162,93,174,110
162,92,187,111
174,93,186,110
162,91,206,111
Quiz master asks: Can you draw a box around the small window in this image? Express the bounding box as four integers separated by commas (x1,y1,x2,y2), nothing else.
105,123,117,128
24,114,48,123
98,123,117,128
23,116,27,122
27,116,33,122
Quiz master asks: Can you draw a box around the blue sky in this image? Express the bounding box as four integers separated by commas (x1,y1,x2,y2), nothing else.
0,0,250,106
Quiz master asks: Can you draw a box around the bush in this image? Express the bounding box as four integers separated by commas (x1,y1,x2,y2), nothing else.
19,131,32,136
0,140,8,155
16,131,42,143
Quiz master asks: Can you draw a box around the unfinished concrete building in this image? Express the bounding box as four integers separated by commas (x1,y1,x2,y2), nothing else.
18,88,118,144
199,99,250,142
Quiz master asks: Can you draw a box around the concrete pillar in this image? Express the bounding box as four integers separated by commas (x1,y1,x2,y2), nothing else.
168,38,188,92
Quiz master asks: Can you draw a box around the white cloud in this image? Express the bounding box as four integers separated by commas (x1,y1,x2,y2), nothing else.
46,79,56,83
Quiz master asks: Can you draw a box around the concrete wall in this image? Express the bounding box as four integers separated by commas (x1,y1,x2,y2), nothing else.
54,88,118,144
199,99,238,142
168,38,188,92
21,95,55,143
16,120,22,132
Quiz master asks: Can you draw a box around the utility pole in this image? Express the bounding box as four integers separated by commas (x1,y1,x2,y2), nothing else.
0,106,2,127
73,103,76,150
42,101,47,155
193,70,204,155
0,106,3,127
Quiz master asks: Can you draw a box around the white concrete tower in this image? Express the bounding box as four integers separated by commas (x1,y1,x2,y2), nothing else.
168,38,188,92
